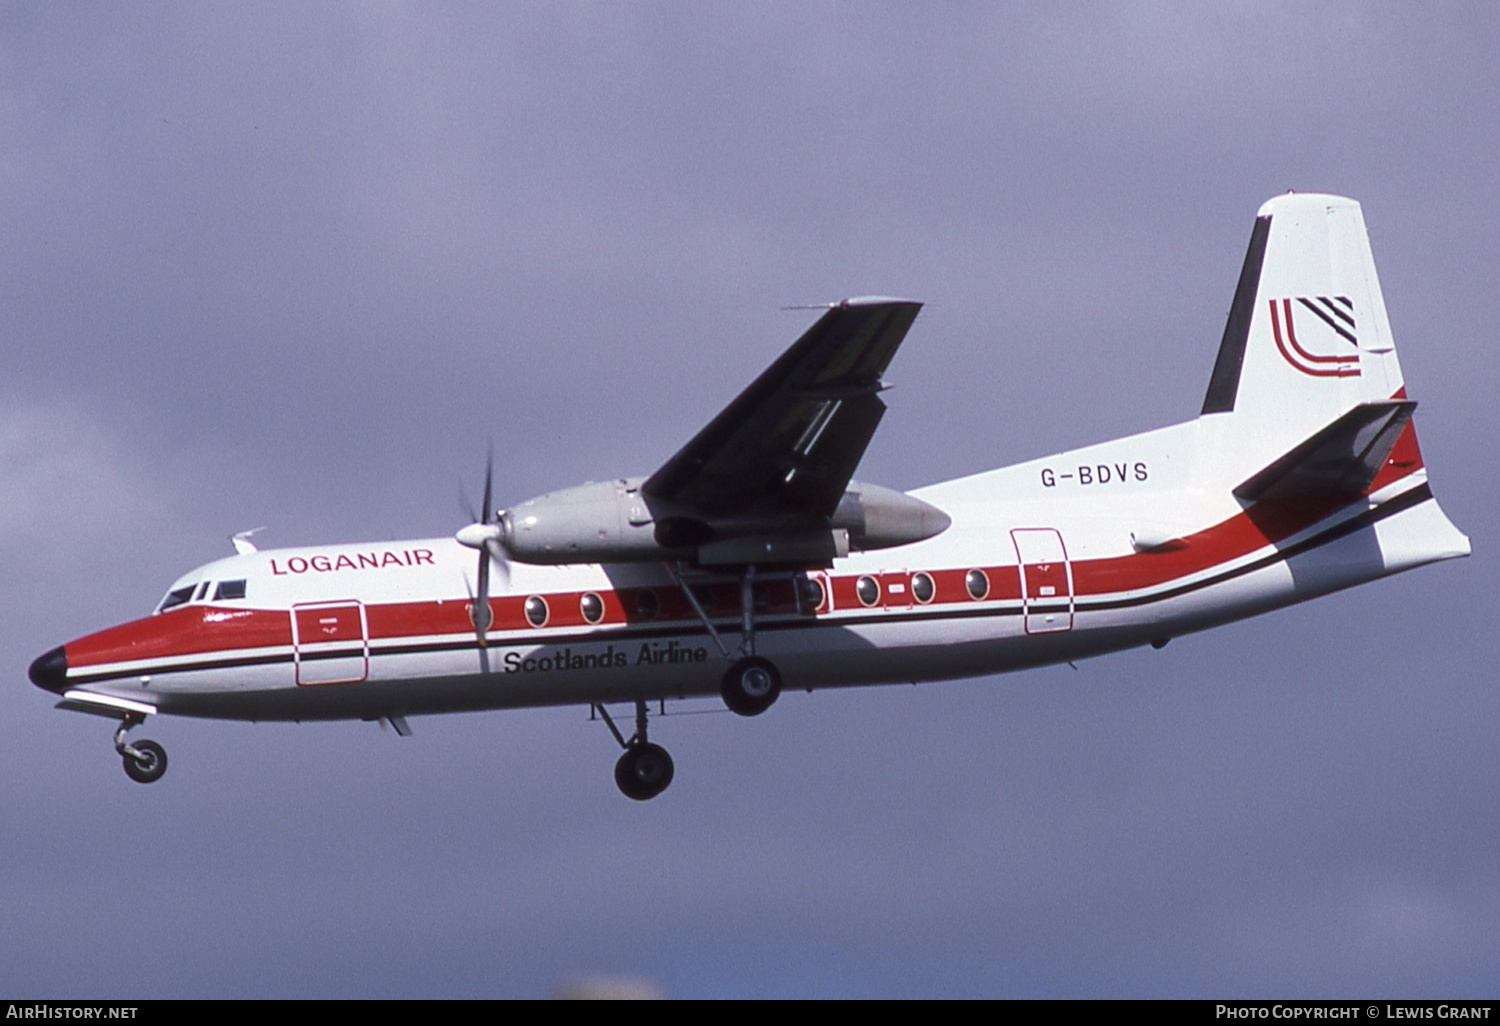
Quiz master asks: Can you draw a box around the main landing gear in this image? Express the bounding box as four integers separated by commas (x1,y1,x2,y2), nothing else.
114,714,168,784
595,701,674,801
594,565,786,800
720,656,781,717
669,562,784,718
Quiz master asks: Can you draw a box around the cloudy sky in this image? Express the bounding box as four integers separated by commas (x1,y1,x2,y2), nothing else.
2,3,1496,998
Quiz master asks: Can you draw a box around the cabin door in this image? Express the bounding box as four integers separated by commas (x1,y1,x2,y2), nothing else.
292,601,370,685
1011,528,1074,634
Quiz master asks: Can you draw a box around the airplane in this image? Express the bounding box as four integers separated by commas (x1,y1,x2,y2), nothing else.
28,193,1470,800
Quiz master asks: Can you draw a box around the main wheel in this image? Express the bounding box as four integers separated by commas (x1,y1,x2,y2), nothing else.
720,656,781,717
122,739,168,784
614,742,674,801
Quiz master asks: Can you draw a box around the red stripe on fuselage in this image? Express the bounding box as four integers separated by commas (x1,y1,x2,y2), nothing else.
62,463,1428,675
67,606,294,668
1075,492,1345,596
1367,417,1424,494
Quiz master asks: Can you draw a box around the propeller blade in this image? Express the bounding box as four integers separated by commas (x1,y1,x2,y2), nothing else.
481,442,495,525
472,546,493,642
459,441,503,662
488,537,510,591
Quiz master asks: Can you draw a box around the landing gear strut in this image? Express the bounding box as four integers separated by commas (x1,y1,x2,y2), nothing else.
595,700,674,801
114,714,168,784
669,562,784,718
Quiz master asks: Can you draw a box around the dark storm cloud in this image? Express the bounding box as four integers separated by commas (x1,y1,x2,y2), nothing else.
2,3,1495,997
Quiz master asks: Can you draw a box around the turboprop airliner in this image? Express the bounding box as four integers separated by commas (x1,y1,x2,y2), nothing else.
29,193,1470,799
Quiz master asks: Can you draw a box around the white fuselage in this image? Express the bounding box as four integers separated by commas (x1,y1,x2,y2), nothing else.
49,412,1467,726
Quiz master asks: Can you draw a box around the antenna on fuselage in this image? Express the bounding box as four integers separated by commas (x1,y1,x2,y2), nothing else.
231,527,266,555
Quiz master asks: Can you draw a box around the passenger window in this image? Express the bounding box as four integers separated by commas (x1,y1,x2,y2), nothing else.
799,577,826,613
214,580,247,601
524,596,549,628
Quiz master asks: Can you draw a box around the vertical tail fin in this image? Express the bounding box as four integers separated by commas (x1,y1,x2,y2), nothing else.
1200,194,1406,464
1198,194,1468,571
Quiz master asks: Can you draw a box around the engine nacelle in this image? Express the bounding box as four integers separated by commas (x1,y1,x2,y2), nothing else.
830,481,952,552
496,477,949,566
502,479,666,563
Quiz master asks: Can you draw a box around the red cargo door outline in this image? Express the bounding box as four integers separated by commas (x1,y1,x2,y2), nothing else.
1011,528,1074,634
292,601,369,686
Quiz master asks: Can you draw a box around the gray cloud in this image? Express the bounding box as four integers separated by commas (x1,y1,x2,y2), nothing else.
2,2,1495,998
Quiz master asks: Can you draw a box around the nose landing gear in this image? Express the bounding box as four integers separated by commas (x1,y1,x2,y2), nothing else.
114,715,168,784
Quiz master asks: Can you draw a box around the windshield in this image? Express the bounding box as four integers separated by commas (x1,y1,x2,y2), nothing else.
156,577,250,613
156,585,196,614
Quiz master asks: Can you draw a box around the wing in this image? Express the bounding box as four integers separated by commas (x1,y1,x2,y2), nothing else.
642,297,922,523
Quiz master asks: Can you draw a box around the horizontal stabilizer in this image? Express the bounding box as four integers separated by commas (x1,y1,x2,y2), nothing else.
1233,400,1416,503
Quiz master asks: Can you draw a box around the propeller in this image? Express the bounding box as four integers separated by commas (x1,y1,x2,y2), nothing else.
455,447,509,649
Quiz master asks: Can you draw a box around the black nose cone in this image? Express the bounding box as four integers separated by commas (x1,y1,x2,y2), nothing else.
29,646,68,693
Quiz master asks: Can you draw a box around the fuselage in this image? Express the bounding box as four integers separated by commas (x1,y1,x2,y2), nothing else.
31,410,1468,726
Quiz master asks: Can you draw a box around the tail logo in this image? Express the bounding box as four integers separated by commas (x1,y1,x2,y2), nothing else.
1268,296,1360,378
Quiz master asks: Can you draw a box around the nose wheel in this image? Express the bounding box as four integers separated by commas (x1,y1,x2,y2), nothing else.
122,739,168,784
594,700,674,801
114,716,168,784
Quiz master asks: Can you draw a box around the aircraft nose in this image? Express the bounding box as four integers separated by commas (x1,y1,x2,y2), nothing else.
29,646,68,694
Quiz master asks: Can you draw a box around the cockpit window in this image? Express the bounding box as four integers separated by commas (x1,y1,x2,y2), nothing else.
194,581,210,601
157,585,196,613
213,579,247,601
